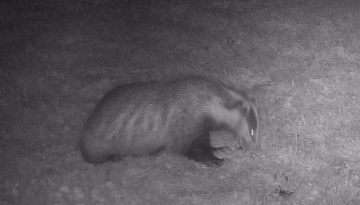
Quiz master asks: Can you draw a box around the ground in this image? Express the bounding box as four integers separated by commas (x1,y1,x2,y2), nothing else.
1,0,360,204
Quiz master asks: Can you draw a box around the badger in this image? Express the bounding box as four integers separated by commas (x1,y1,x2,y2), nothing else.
79,76,260,166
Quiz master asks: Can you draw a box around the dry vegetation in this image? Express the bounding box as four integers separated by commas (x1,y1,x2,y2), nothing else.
1,0,360,204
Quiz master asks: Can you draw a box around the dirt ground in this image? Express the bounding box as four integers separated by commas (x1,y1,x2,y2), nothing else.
1,0,360,204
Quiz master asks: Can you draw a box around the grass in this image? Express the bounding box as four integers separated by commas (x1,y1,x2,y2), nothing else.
1,0,360,204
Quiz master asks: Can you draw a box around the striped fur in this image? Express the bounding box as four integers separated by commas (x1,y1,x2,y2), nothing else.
79,76,260,166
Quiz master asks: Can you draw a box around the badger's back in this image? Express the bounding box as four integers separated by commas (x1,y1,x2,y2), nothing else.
80,80,207,163
80,82,165,162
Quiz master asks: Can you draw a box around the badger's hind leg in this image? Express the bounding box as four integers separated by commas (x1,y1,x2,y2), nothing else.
185,134,224,166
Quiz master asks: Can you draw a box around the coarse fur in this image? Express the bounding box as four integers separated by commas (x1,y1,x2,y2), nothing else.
79,76,260,166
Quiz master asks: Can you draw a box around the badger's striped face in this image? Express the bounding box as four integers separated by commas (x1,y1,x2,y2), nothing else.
230,97,260,151
225,90,259,144
205,92,260,151
247,104,259,145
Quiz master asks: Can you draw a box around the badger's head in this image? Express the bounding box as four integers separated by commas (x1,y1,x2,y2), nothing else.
237,98,260,151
